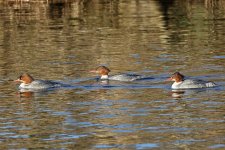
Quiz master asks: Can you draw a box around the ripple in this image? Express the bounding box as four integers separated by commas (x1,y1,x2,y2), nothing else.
135,143,159,149
208,144,225,149
97,114,117,119
112,129,134,133
44,133,88,141
174,139,206,145
0,132,15,136
143,126,191,133
8,134,29,139
130,113,148,116
95,144,120,149
213,56,225,59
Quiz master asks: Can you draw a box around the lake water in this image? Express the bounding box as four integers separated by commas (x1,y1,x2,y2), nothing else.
0,0,224,149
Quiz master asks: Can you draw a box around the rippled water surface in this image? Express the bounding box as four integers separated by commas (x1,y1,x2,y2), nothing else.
0,0,225,149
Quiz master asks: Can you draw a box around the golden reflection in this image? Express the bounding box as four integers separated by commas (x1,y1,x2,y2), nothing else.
0,0,224,77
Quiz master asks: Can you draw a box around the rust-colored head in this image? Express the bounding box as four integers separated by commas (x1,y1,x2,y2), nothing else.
167,72,185,82
90,66,111,76
15,73,34,84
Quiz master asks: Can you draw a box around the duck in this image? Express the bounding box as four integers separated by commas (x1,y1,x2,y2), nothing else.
14,73,65,90
167,72,217,89
89,66,142,81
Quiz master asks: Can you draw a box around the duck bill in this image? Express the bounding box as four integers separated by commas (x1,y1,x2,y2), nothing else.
166,77,172,81
89,70,98,73
14,79,22,83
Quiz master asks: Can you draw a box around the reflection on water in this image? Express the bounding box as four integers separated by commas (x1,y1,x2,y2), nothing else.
0,0,225,149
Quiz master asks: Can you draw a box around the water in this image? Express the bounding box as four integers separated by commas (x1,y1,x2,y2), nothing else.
0,0,225,149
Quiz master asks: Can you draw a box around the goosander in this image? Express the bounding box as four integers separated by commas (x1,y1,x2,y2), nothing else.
15,73,65,90
90,66,142,81
167,72,217,89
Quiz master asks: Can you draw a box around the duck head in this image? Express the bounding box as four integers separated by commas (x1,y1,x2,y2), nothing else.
90,66,111,78
15,73,34,84
167,72,185,83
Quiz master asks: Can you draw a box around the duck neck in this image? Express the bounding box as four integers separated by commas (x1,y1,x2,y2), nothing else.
101,75,109,80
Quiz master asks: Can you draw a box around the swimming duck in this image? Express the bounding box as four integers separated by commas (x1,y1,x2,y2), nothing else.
90,66,142,81
15,73,65,89
167,72,217,89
